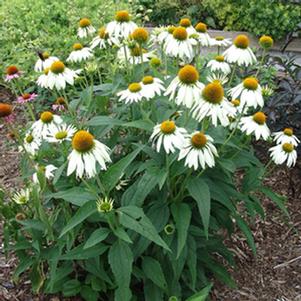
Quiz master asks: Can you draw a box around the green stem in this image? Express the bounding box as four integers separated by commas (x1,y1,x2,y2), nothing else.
255,49,266,77
139,43,144,76
228,63,237,86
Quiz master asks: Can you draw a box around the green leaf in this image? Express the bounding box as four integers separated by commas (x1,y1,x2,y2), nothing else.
171,203,191,258
17,219,46,232
13,257,34,281
142,257,167,290
87,115,123,127
60,243,108,260
187,178,211,238
53,162,67,185
186,283,213,301
108,240,133,301
234,215,256,255
84,228,110,249
29,262,44,293
62,279,81,297
80,285,99,301
124,119,154,132
101,145,143,193
59,200,97,238
119,206,170,251
47,187,95,206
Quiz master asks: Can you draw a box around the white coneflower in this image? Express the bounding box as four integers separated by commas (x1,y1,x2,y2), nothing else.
67,43,93,63
33,164,57,183
269,143,297,168
96,197,114,213
117,45,154,65
207,55,231,74
191,82,235,127
179,18,196,35
164,27,198,63
212,36,232,48
67,130,111,178
23,132,41,155
47,61,80,90
272,128,300,147
37,67,50,88
150,120,187,154
12,188,30,205
165,65,204,108
178,131,218,170
90,27,119,49
206,73,229,85
117,82,144,104
223,34,256,66
195,22,212,47
240,112,270,140
77,18,96,38
157,26,175,46
31,111,63,139
34,52,59,72
229,77,263,109
140,76,165,100
45,123,77,143
106,10,137,40
149,26,168,47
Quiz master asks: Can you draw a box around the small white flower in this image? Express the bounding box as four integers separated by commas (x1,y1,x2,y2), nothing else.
34,52,59,72
45,123,77,143
207,73,229,85
269,143,297,168
156,26,175,46
229,77,264,109
149,26,169,47
117,82,144,104
179,18,196,35
12,188,30,205
140,76,165,100
164,27,198,63
23,132,41,155
31,111,63,139
106,10,137,40
195,22,212,47
67,130,111,179
192,82,235,127
165,65,204,108
33,164,57,183
207,55,231,74
240,112,270,140
223,35,256,66
212,36,232,47
90,27,119,49
96,197,114,213
272,128,300,147
150,120,187,154
178,131,218,170
37,68,51,88
77,18,96,38
117,45,154,65
67,43,93,63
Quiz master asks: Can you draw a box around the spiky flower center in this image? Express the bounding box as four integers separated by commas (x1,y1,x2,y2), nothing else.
180,18,191,27
202,82,224,104
173,27,188,41
160,120,176,134
40,111,53,123
15,213,26,221
195,22,207,33
0,103,12,117
253,112,266,125
167,26,176,34
231,99,240,107
96,198,114,212
79,18,91,28
22,93,31,100
55,97,66,105
259,35,274,49
128,83,142,93
215,55,224,62
191,132,207,148
215,36,224,41
234,35,249,49
283,128,293,136
150,57,161,67
73,43,83,50
115,10,130,22
282,143,294,153
25,134,34,143
142,76,154,85
243,77,258,90
130,45,142,57
50,61,65,74
6,65,19,75
98,27,108,39
178,65,199,84
132,27,149,43
42,52,50,59
72,130,94,152
55,131,68,140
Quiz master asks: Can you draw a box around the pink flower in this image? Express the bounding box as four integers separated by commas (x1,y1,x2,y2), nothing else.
17,93,38,104
5,65,22,82
4,112,16,124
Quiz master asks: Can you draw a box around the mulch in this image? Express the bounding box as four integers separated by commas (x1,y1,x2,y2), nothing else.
1,86,301,301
